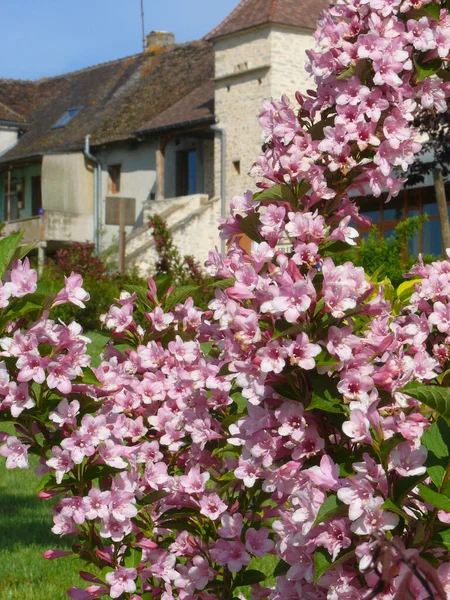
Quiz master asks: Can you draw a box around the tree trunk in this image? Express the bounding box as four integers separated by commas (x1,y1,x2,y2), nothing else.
434,169,450,255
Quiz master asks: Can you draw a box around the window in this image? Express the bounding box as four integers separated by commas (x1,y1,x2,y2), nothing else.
108,165,121,194
51,107,82,130
176,150,197,197
4,176,25,221
358,185,449,255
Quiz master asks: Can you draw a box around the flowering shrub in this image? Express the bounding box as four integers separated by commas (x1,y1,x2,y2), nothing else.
3,1,450,599
42,243,147,331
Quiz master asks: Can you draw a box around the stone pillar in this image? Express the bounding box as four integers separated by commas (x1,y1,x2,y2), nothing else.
37,242,47,276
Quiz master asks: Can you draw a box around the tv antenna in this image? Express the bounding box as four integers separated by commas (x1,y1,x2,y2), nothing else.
141,0,146,51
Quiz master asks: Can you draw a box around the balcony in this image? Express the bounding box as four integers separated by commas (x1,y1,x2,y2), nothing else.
3,210,94,247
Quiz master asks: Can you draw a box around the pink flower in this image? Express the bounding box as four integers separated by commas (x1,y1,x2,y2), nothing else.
350,496,399,535
9,258,37,297
218,513,243,539
342,409,371,443
308,455,341,491
245,527,274,557
0,435,29,469
46,446,74,484
53,273,90,308
179,466,210,495
390,442,427,477
210,540,251,572
199,493,227,521
286,333,321,370
42,549,73,560
256,341,288,374
429,301,450,333
105,567,137,599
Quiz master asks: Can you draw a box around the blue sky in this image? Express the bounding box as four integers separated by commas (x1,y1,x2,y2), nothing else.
0,0,239,80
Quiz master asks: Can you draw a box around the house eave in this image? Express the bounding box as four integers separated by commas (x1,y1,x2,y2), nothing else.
136,116,215,137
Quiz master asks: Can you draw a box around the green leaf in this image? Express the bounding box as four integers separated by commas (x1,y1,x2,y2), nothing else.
12,242,37,262
137,490,169,506
236,569,267,586
314,494,346,527
161,519,198,534
209,278,234,290
377,434,404,467
6,298,43,320
231,392,247,413
400,383,450,423
254,184,297,206
239,213,263,243
81,367,101,386
314,548,332,582
397,279,420,303
418,484,450,512
321,241,353,255
308,374,344,414
124,547,141,569
124,284,154,311
314,297,325,317
434,528,450,549
381,498,410,521
422,419,450,487
273,559,290,577
0,232,24,279
394,473,427,503
165,285,201,311
422,2,441,19
415,57,442,82
422,419,450,459
314,351,340,369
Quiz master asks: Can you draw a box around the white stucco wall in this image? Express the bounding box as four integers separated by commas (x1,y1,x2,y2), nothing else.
42,152,94,215
0,127,18,156
97,140,158,251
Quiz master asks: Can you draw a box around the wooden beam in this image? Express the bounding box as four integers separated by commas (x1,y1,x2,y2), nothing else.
434,169,450,255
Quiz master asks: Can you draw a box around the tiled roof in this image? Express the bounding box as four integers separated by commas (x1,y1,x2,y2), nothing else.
0,40,214,163
138,81,215,134
0,101,26,124
206,0,331,40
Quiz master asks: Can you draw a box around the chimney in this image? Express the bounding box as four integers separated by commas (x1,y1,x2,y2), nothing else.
145,31,175,53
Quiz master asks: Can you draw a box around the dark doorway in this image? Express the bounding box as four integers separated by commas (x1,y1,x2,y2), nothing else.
31,176,42,216
176,150,197,197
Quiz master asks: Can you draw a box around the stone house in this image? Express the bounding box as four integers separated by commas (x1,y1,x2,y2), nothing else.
0,0,331,273
1,0,444,272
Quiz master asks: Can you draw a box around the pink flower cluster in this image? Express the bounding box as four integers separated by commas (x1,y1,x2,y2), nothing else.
2,1,450,599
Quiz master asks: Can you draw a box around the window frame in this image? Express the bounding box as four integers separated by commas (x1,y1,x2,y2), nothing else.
107,164,122,195
51,107,82,130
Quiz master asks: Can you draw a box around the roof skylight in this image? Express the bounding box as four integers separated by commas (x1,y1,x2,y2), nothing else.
51,107,81,130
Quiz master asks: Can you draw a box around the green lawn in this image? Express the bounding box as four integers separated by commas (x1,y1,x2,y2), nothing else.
0,448,90,600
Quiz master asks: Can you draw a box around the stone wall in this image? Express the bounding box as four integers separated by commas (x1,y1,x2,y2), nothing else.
213,25,316,207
